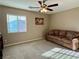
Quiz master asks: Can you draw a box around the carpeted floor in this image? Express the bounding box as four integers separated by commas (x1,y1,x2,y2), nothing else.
3,39,68,59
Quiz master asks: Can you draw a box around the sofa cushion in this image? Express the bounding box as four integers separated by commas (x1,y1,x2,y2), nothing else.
48,35,61,40
61,38,72,44
53,30,59,36
73,32,79,38
59,31,66,38
48,31,54,35
66,32,74,40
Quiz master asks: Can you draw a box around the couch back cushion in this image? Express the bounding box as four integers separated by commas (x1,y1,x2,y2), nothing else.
66,31,79,40
48,29,79,40
53,30,59,36
48,30,54,35
73,32,79,38
59,30,66,38
66,31,74,40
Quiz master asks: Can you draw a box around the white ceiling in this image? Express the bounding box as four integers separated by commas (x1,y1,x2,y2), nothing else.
0,0,79,14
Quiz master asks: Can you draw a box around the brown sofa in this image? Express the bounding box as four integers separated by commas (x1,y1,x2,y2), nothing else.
46,29,79,49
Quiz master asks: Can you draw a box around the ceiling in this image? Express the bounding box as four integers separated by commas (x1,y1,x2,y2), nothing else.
0,0,79,14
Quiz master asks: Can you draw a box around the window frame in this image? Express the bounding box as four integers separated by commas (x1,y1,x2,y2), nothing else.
7,14,27,33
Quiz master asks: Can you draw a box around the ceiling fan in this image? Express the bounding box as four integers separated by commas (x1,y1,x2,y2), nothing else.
29,0,58,13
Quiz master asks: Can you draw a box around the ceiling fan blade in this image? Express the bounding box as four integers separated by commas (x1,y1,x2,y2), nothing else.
47,8,53,11
43,0,47,3
29,6,40,9
38,1,42,5
48,4,58,7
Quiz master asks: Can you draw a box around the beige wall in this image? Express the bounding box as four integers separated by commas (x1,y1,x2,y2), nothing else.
0,6,49,46
49,7,79,31
0,7,3,32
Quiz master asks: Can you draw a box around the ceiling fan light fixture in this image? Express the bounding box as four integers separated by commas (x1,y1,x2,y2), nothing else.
29,0,58,13
40,8,47,13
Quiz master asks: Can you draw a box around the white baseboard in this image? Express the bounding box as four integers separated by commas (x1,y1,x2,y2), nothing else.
4,37,42,48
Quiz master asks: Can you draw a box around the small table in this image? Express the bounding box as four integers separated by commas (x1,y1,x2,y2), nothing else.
42,48,79,59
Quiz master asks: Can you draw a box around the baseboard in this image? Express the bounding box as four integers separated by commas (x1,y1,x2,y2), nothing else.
4,37,42,48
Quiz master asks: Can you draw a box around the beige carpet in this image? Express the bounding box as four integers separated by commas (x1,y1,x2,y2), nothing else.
3,39,67,59
42,48,79,59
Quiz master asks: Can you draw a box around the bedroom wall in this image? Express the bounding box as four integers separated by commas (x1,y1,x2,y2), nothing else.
49,7,79,31
0,7,2,32
0,6,49,46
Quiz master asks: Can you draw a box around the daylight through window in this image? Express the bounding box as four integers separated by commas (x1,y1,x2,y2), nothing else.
7,14,27,33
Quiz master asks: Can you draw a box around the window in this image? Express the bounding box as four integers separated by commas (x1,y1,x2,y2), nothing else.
7,14,27,33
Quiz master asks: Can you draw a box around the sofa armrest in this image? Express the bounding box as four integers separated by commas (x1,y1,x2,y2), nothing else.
72,38,79,50
73,36,79,40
